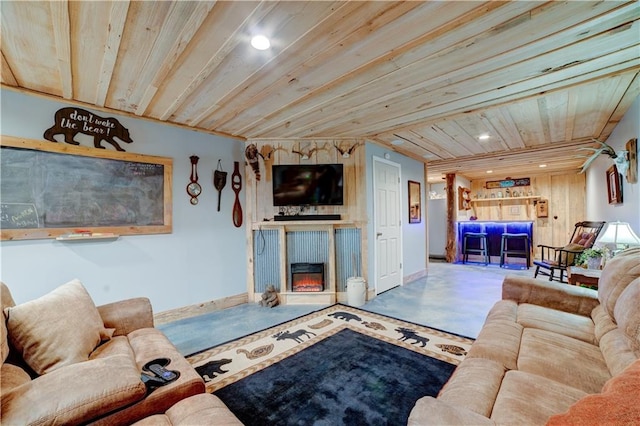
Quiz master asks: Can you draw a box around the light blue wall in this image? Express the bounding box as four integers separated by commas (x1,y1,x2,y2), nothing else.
365,143,426,290
586,96,640,234
0,89,247,312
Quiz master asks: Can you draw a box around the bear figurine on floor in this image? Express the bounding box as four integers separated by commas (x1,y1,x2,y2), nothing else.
259,284,279,308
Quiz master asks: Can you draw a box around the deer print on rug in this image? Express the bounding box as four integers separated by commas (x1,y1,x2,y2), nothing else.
396,327,430,347
273,329,316,344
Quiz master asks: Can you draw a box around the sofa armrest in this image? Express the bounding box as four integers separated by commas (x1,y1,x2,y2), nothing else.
502,275,599,316
1,354,146,425
98,298,154,336
408,396,496,425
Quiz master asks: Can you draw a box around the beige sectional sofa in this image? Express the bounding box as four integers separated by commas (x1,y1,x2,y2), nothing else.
410,247,640,425
1,279,240,425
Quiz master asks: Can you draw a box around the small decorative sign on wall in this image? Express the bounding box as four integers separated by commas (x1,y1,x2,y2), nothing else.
485,177,530,189
44,107,133,151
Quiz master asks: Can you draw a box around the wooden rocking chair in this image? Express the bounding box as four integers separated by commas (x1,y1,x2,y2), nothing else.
533,221,606,283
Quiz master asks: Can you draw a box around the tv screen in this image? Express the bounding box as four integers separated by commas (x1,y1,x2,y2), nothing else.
272,164,344,206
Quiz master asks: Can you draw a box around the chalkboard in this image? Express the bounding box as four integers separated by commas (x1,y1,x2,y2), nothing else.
1,136,172,240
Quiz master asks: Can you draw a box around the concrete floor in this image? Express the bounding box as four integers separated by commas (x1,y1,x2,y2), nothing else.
159,261,535,356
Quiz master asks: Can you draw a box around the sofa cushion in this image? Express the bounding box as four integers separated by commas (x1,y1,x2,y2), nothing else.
491,371,587,425
546,358,640,426
598,247,640,318
599,328,638,377
437,357,506,417
518,328,610,394
90,335,136,360
4,279,112,375
485,300,517,322
1,282,16,364
90,328,205,426
466,320,523,370
614,278,640,352
146,393,243,426
591,304,618,342
0,363,31,394
516,303,596,344
1,354,146,426
409,397,496,426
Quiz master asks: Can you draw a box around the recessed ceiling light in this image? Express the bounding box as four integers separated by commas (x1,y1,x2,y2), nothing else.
486,170,493,174
251,35,270,50
539,164,547,168
422,153,435,159
391,139,404,146
478,134,490,141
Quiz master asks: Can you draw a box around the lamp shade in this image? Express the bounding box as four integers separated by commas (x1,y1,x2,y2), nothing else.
595,221,640,248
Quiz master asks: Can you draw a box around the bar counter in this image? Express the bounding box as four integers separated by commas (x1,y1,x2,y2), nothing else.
456,220,533,265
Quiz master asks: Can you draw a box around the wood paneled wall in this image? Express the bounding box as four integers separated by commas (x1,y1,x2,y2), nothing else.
244,139,367,224
469,172,586,258
244,139,367,302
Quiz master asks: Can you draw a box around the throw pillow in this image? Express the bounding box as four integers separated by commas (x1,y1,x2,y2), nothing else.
546,359,640,425
560,243,585,265
4,279,111,375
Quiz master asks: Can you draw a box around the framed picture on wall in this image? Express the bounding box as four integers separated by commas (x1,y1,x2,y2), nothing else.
606,164,623,204
408,180,421,223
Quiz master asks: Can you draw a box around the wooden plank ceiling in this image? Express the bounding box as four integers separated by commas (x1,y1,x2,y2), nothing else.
2,1,638,182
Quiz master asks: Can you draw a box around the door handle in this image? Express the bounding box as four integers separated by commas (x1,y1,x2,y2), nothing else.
376,232,383,237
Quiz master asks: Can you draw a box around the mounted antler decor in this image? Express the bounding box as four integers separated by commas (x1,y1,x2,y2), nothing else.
291,142,330,160
291,145,317,160
577,139,629,176
259,144,286,182
334,142,361,158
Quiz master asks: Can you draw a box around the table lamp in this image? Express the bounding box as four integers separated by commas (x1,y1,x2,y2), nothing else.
595,221,640,256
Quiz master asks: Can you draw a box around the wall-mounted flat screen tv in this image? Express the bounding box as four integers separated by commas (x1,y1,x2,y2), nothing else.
272,164,344,206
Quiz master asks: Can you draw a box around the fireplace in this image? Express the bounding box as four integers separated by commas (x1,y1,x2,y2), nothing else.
291,263,325,292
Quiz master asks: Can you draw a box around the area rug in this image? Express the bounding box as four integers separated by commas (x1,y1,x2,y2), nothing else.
187,304,473,425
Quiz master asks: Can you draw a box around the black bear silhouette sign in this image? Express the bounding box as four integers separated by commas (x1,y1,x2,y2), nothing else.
44,107,133,151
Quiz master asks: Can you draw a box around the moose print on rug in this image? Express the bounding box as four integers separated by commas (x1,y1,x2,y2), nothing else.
195,358,232,382
396,327,430,347
44,107,133,151
328,311,362,322
273,329,316,344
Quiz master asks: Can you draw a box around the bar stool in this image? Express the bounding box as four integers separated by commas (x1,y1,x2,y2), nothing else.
500,233,530,268
463,232,489,265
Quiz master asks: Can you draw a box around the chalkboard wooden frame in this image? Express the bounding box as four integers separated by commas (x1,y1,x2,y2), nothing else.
1,135,172,240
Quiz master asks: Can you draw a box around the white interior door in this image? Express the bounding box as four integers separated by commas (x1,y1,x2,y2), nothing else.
373,157,402,294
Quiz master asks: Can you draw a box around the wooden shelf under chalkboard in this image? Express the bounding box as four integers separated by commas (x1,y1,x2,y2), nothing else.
56,234,119,242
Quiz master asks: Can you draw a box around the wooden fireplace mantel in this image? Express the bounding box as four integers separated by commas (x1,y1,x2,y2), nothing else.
251,220,363,305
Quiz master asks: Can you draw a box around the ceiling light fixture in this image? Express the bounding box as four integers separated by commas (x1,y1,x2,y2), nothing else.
539,164,547,168
478,134,490,141
486,170,493,174
251,35,270,50
391,139,404,146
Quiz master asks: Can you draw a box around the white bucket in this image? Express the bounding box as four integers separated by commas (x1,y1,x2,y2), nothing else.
346,277,366,307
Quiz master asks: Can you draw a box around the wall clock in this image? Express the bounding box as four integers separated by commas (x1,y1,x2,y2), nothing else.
186,155,202,205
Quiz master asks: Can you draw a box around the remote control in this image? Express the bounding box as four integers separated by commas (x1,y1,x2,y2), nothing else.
148,363,178,382
141,372,165,387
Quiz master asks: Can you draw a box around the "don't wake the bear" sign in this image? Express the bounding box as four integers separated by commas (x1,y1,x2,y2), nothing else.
44,107,133,151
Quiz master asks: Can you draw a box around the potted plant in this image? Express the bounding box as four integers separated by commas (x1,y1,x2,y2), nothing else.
576,248,605,269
